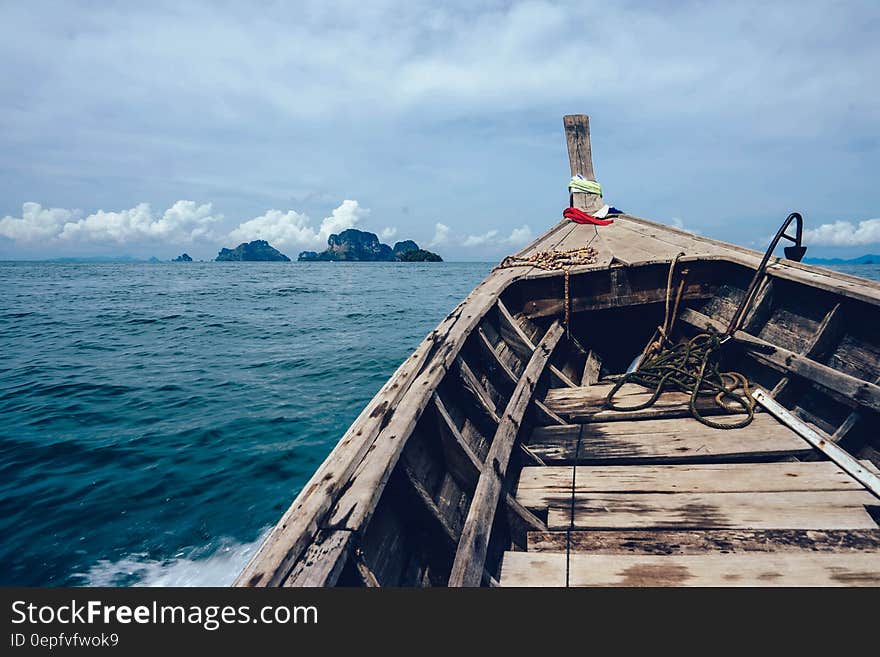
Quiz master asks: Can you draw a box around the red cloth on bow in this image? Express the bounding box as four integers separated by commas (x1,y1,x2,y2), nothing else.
563,207,614,226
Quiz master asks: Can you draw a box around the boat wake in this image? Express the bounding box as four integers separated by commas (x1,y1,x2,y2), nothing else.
77,530,269,587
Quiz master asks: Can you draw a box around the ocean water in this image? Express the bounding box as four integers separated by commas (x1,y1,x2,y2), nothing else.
818,263,880,281
0,261,491,586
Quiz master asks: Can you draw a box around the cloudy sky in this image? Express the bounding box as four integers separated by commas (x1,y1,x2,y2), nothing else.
1,1,878,260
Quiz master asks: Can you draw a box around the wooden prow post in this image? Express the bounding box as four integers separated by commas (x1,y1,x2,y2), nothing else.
563,114,603,214
564,114,594,180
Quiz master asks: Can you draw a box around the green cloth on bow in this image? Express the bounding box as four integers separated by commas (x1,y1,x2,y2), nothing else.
568,174,602,197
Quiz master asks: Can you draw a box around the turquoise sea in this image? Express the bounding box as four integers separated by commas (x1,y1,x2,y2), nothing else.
819,263,880,280
0,260,877,586
0,262,491,585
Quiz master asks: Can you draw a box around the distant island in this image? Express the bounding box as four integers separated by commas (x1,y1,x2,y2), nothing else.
804,254,879,265
298,229,442,262
215,240,291,262
37,230,444,263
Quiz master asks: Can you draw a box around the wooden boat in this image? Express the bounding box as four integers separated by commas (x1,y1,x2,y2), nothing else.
236,115,880,587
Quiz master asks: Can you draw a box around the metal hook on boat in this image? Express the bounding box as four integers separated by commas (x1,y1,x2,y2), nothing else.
780,212,807,263
725,212,807,336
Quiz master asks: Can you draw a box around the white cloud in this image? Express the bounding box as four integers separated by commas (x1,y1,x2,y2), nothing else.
226,209,314,248
0,200,220,244
461,225,531,248
505,224,532,246
0,199,372,251
0,202,77,241
380,226,397,240
463,229,498,247
317,200,367,240
803,218,880,246
227,200,368,249
60,201,219,243
428,222,450,247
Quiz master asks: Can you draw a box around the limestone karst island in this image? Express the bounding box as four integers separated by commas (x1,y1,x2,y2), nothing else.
213,230,442,262
298,229,442,262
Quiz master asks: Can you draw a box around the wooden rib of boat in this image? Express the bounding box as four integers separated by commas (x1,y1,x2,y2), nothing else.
236,115,880,587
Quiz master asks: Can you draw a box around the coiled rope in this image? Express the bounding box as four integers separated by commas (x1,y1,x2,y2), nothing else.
604,254,756,429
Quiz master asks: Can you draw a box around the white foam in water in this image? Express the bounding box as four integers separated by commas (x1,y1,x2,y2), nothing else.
79,530,270,587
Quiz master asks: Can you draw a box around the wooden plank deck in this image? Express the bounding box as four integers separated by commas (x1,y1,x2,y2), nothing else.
548,491,878,530
543,383,757,423
527,414,814,464
500,383,880,586
500,552,880,587
526,529,880,554
516,461,872,509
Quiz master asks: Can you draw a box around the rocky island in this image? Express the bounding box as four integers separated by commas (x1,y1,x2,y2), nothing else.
216,240,290,262
172,253,193,262
397,248,443,262
298,229,442,262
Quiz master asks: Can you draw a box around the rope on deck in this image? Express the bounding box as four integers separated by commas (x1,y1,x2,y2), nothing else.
604,253,756,429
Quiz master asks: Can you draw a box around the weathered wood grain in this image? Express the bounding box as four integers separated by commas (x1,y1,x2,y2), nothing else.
433,395,546,532
548,490,878,530
433,395,482,491
516,467,572,510
522,282,714,320
532,401,569,426
527,414,812,464
543,382,754,424
680,307,880,414
283,530,352,587
475,327,516,392
504,494,548,533
581,349,602,386
493,300,568,424
753,389,880,499
564,114,594,181
448,321,564,586
599,228,675,265
455,356,502,425
516,461,869,511
563,114,604,215
771,302,844,398
495,304,535,361
499,551,880,586
352,551,381,587
741,278,776,334
549,365,578,388
526,529,880,554
603,219,729,262
611,214,880,305
833,374,880,444
478,324,562,400
402,465,458,544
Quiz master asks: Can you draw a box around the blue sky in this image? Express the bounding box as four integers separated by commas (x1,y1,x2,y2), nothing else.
1,1,878,260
